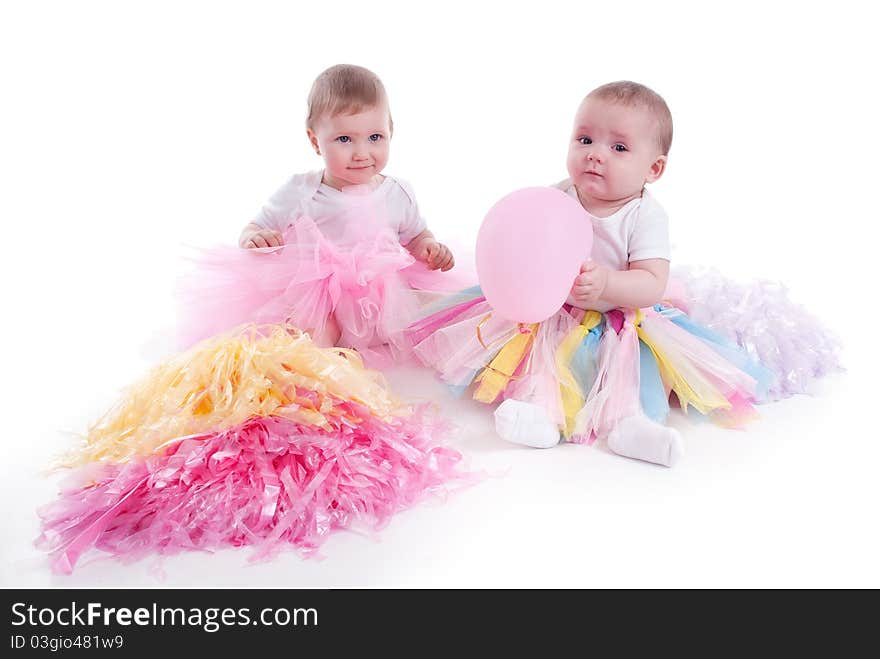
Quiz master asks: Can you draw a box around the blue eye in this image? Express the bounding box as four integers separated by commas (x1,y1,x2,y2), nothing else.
613,143,628,152
578,137,592,145
336,136,351,143
369,133,383,142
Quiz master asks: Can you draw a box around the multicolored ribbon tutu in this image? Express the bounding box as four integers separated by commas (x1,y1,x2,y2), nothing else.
176,191,473,366
407,274,839,442
37,326,473,574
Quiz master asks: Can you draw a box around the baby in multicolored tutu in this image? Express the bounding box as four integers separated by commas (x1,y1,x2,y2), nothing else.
534,81,684,461
178,64,468,363
408,81,838,466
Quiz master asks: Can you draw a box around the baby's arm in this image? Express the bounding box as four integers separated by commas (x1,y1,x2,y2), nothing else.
404,229,455,271
239,173,320,248
570,258,669,309
395,178,454,271
571,192,672,309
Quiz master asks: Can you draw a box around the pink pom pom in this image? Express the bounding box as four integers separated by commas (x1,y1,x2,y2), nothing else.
37,404,477,574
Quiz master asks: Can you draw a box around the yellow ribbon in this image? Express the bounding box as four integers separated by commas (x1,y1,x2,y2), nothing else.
473,323,539,403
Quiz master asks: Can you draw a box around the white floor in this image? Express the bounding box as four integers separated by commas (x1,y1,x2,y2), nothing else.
2,324,875,589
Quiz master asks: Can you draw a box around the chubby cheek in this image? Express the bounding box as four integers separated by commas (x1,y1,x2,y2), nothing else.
322,146,350,175
372,143,390,171
607,166,641,194
565,147,580,180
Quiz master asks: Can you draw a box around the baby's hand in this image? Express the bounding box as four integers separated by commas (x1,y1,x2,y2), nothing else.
423,241,455,271
570,261,608,305
240,227,284,249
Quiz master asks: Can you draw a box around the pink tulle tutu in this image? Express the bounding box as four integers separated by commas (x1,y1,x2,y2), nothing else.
177,192,473,366
37,326,476,574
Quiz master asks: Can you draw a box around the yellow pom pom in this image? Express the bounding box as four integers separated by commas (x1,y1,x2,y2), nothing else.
63,325,401,466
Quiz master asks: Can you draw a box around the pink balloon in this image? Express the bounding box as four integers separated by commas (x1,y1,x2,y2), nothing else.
476,187,592,323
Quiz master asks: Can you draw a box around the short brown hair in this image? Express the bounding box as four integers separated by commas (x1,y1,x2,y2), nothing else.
587,81,673,155
306,64,392,131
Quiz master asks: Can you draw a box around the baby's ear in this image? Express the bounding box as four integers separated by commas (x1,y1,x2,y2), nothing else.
646,155,667,183
306,129,321,156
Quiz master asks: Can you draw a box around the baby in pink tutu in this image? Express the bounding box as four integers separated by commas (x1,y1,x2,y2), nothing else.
178,64,466,362
409,81,832,466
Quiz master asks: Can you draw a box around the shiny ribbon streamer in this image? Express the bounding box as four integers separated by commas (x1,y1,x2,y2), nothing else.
472,323,539,404
555,311,603,438
474,313,525,353
475,313,494,350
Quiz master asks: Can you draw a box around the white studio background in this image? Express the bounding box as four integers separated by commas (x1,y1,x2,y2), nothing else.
1,0,878,587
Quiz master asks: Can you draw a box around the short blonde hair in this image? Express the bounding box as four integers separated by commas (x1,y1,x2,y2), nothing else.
587,81,673,155
306,64,392,131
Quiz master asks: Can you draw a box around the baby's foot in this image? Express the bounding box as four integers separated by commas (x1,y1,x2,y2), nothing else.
494,399,561,449
607,414,684,467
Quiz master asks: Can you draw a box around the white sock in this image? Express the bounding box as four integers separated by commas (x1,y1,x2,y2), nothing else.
494,399,561,449
607,414,684,467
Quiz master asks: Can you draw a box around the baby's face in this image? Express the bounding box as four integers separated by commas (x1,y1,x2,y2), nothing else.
308,103,391,189
566,98,665,206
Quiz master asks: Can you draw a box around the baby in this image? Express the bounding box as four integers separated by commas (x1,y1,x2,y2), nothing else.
563,81,672,312
178,64,460,356
408,81,721,467
495,81,682,463
241,64,454,347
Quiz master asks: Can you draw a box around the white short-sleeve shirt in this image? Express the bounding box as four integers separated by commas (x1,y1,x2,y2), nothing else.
556,181,671,271
556,180,671,312
252,170,427,245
